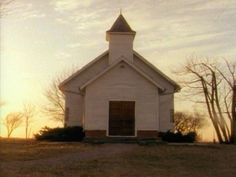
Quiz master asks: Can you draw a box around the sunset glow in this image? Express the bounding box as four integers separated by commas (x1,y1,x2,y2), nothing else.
1,0,236,140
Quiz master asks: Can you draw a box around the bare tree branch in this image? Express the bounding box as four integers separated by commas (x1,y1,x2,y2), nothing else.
22,103,36,139
3,112,23,138
42,67,77,125
174,111,206,136
175,57,236,143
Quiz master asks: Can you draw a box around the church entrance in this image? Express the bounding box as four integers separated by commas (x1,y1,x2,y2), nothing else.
109,101,135,136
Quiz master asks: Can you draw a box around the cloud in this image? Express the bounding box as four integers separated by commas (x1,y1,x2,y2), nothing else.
50,0,236,61
67,42,82,48
51,0,93,12
1,1,46,20
55,18,70,25
55,51,71,59
67,40,99,49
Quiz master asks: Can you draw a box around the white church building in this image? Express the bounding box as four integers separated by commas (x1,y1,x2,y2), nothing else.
59,14,180,138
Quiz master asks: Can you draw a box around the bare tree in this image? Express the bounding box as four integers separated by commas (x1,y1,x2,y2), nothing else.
177,58,235,143
174,111,205,135
4,112,23,138
22,103,36,139
43,76,65,125
216,60,236,143
42,68,77,125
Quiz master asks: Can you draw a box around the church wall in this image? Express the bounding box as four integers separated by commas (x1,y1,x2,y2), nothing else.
64,92,84,127
84,61,160,136
159,94,174,132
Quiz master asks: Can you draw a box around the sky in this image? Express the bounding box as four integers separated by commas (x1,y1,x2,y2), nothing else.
0,0,236,139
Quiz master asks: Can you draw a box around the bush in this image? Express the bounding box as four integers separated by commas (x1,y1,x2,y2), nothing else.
34,126,85,141
159,130,196,143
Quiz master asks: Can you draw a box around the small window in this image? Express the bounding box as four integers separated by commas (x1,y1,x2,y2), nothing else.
170,109,174,123
65,107,69,121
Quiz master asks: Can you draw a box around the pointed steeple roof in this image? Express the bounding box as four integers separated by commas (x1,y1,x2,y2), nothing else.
107,14,136,33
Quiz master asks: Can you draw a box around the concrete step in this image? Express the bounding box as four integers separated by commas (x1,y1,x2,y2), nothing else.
83,137,163,145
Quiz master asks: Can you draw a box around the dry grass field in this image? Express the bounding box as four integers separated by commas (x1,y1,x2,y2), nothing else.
0,139,236,177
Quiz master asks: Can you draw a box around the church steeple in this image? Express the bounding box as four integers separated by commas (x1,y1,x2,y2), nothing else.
107,14,136,33
106,14,136,65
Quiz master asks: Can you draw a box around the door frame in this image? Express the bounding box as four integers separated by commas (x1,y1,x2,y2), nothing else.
107,100,136,137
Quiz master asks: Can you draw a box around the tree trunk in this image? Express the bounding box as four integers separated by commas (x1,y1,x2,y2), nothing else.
231,85,236,143
25,116,28,139
202,79,224,143
25,124,28,139
214,74,230,140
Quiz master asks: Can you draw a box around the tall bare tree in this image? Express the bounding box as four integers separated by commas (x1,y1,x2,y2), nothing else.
216,60,236,143
177,58,235,143
22,103,35,139
4,112,23,138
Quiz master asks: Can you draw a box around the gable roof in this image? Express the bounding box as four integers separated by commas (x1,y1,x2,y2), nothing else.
107,14,136,33
80,57,164,91
59,50,108,90
59,50,180,92
133,51,181,92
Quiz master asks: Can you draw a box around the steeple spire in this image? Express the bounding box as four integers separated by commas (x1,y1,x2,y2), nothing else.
106,14,136,33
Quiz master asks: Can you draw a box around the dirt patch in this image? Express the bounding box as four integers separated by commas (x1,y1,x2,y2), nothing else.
1,139,236,177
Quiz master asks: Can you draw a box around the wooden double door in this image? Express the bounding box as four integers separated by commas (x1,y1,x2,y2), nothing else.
109,101,135,136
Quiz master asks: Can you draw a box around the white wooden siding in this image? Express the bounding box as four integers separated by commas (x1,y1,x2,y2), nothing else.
133,54,175,92
65,92,83,126
84,61,159,133
63,54,109,92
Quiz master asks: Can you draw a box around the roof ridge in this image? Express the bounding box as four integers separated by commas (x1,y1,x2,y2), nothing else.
133,50,181,92
59,50,109,90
